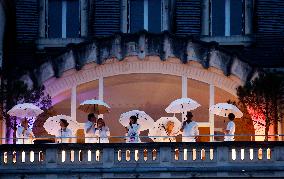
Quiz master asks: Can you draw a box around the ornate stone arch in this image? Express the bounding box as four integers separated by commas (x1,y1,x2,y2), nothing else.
44,57,243,98
21,32,255,98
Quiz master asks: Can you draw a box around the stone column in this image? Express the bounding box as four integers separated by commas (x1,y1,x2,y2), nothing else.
182,76,187,121
245,0,253,35
71,86,77,142
80,0,88,37
98,77,104,118
38,0,46,38
201,0,210,36
209,84,215,141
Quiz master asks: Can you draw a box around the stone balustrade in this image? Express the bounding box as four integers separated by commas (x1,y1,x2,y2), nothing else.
0,142,284,178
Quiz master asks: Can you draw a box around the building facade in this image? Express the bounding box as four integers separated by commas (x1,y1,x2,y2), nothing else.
0,0,284,142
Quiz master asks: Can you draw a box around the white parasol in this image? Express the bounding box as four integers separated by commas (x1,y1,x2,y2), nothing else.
209,103,243,118
165,98,201,113
44,115,79,136
119,110,154,131
148,117,181,142
7,103,43,118
78,99,110,114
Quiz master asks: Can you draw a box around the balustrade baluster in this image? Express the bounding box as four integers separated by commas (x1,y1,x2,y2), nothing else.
15,151,21,164
205,148,210,161
64,150,71,163
138,148,144,162
73,150,80,163
33,150,40,163
253,148,258,161
129,149,135,162
262,148,268,161
147,149,152,162
82,150,89,162
58,150,63,163
243,148,250,162
6,151,13,165
121,149,126,162
195,148,202,162
0,151,3,165
25,150,31,164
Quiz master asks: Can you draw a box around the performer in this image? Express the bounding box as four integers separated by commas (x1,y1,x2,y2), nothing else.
180,112,199,142
84,113,97,143
126,116,141,143
94,118,110,143
16,119,34,144
57,119,73,143
223,113,236,141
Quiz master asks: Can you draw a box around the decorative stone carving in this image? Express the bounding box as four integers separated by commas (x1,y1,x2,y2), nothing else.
209,50,232,76
20,74,34,90
24,32,254,93
34,61,55,85
231,57,252,82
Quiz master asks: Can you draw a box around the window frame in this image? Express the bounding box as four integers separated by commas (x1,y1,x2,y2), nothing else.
125,0,164,33
45,0,81,38
209,0,245,37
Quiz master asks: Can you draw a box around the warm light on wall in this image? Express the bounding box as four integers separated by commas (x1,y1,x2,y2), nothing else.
247,107,266,141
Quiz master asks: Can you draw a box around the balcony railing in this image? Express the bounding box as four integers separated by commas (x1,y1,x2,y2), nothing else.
1,139,284,178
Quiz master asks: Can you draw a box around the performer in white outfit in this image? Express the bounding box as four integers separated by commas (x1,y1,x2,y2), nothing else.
84,113,97,143
56,119,73,143
153,121,177,142
126,116,141,143
94,118,110,143
16,119,34,144
180,112,199,142
223,113,236,141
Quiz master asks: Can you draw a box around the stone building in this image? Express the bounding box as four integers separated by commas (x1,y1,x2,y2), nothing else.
0,0,284,142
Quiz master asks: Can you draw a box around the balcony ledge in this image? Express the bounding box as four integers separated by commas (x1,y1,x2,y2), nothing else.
36,38,86,50
200,35,253,46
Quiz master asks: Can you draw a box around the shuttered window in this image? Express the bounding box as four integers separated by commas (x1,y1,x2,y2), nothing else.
48,0,80,38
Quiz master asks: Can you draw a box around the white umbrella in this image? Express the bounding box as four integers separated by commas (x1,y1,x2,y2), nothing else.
7,103,43,118
165,98,201,113
44,115,79,136
148,117,181,142
78,99,110,114
209,103,243,118
119,110,154,131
